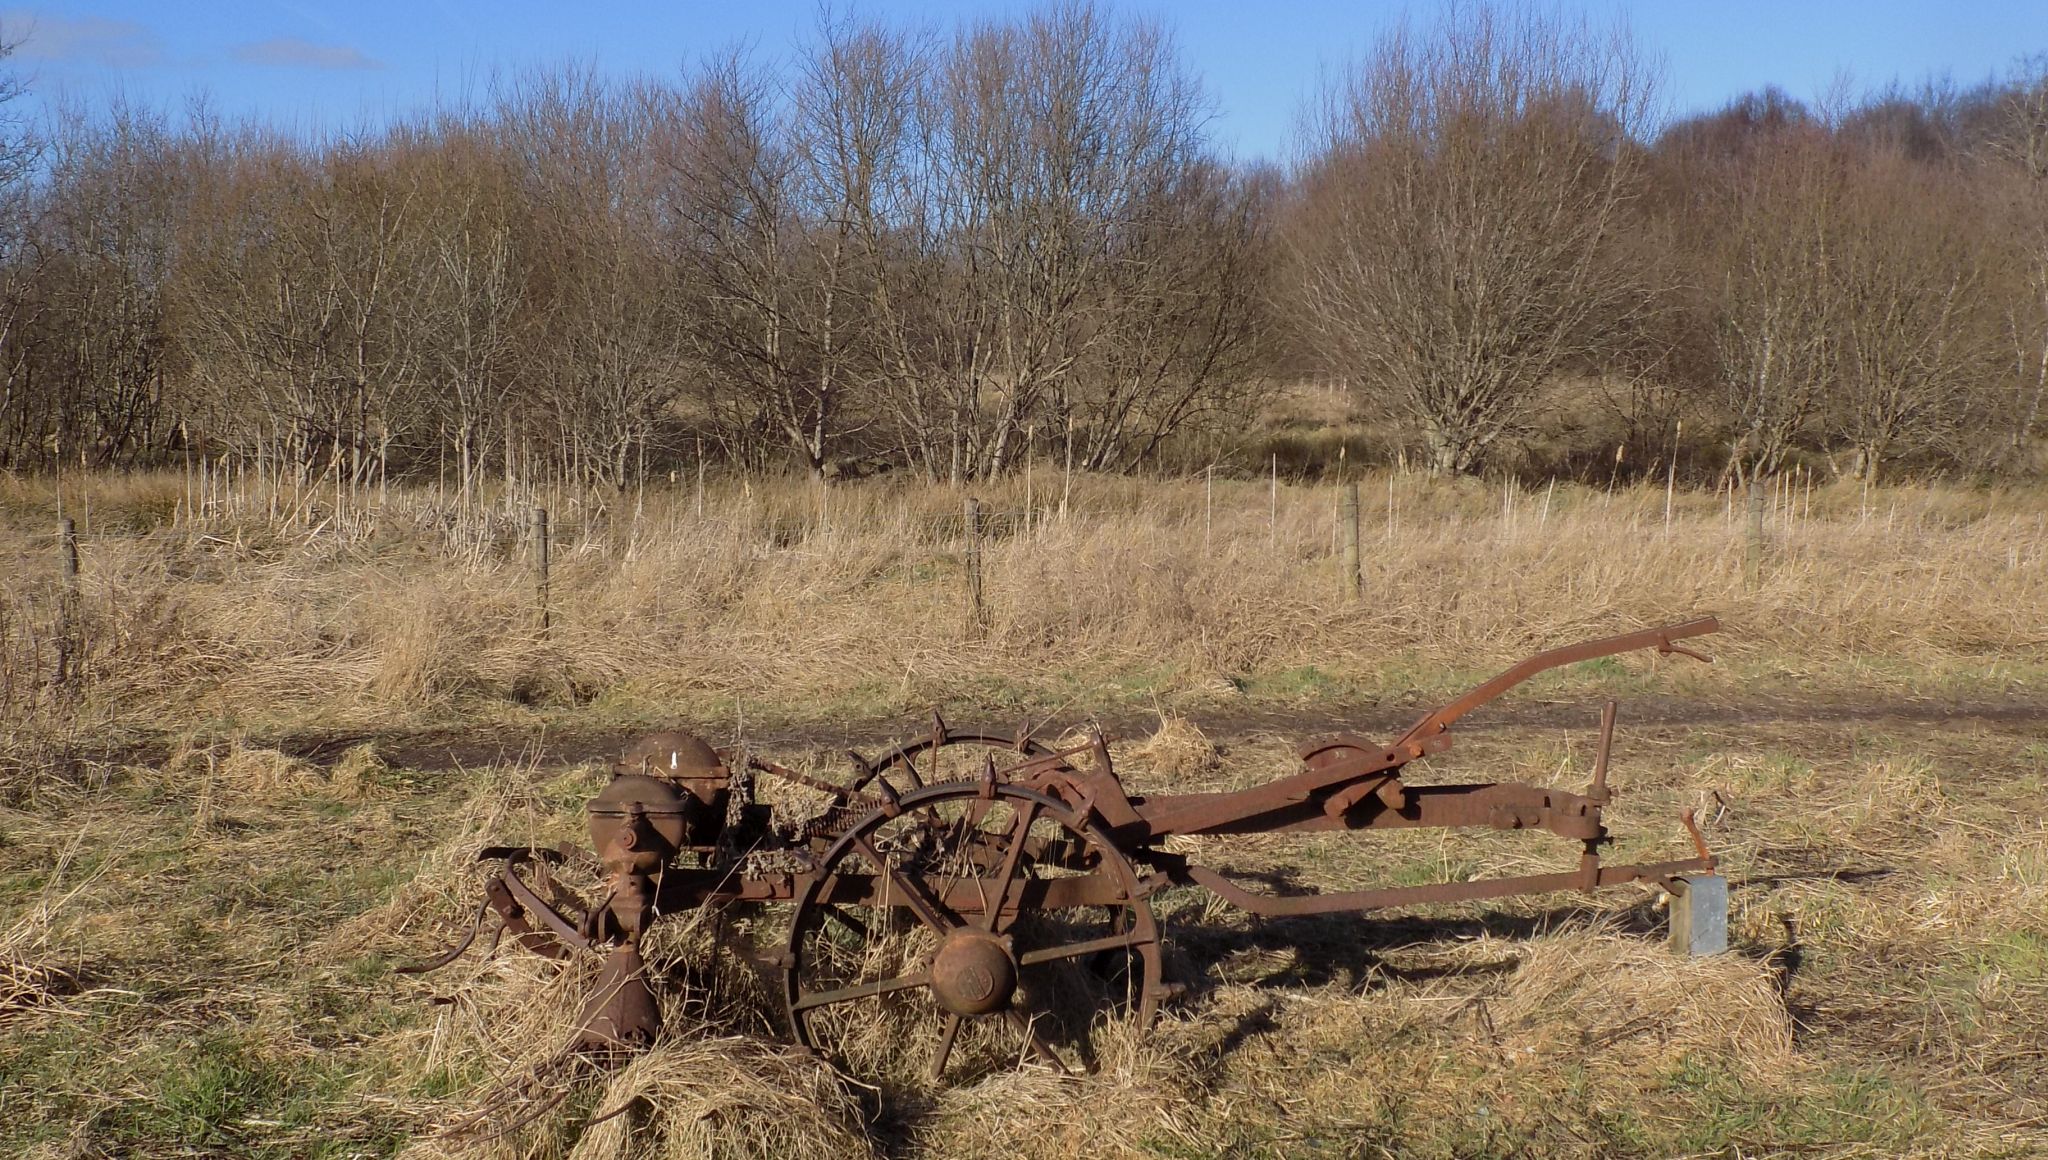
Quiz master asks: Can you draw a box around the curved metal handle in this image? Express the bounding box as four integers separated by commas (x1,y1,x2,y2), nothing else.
1394,617,1721,751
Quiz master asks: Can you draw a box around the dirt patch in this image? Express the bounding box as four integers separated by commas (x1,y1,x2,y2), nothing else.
264,693,2048,774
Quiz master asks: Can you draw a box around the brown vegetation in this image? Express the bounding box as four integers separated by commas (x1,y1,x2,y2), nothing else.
2,470,2044,747
0,7,2043,486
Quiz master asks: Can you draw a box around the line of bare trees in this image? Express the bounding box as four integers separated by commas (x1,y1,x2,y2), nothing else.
1286,12,2048,483
0,5,2042,487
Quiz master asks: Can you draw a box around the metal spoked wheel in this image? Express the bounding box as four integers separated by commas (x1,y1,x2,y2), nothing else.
782,782,1162,1085
847,719,1060,793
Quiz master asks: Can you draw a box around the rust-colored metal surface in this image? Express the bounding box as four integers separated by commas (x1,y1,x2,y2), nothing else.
404,617,1726,1109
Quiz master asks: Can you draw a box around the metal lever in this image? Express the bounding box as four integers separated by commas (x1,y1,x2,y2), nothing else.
1680,808,1718,872
1587,699,1616,804
1656,636,1714,664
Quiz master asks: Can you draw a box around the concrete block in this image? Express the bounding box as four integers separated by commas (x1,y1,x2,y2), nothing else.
1669,873,1728,957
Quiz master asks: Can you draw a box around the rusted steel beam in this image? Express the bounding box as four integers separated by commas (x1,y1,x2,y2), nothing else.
1178,856,1714,917
1128,742,1419,838
1167,780,1605,841
1129,619,1716,841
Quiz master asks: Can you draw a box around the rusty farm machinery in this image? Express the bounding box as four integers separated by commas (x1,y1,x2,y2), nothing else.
405,617,1728,1095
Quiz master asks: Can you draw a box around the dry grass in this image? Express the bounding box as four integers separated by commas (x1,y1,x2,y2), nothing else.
1,470,2045,749
1,471,2045,1157
1,713,2043,1156
0,837,91,1028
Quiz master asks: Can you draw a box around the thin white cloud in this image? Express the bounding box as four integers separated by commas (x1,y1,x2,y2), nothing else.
231,36,381,70
2,10,165,67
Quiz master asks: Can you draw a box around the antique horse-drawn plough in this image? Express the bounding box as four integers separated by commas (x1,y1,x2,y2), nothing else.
406,617,1725,1092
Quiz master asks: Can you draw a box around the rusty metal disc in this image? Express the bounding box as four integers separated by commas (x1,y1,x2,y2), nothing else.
586,774,693,867
929,930,1017,1016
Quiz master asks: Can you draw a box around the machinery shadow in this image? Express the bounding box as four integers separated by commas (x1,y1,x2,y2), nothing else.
1162,864,1671,997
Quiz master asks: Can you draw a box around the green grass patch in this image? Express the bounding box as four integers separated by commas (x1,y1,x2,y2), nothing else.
1661,1057,1941,1154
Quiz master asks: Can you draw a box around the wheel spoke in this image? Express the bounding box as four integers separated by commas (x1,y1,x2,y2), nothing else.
792,968,932,1012
819,903,871,940
1015,928,1152,967
851,834,956,933
1006,1009,1066,1073
980,801,1040,933
929,1013,963,1080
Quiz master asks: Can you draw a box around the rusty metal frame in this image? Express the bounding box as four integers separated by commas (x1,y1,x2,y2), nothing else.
408,616,1728,1099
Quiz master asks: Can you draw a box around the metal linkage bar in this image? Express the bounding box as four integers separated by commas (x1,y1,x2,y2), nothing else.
1177,857,1716,918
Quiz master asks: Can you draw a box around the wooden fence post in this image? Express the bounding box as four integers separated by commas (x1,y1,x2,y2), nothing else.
1340,483,1361,601
1203,464,1214,553
55,517,79,687
531,505,551,639
963,497,987,642
1744,479,1765,590
1269,454,1278,549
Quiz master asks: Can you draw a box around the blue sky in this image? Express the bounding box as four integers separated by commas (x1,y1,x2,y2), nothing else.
3,1,2043,158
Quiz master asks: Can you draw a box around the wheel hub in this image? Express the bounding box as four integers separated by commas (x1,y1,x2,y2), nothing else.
929,929,1017,1016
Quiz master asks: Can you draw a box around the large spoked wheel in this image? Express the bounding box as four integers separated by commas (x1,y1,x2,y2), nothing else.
849,722,1060,792
783,782,1162,1084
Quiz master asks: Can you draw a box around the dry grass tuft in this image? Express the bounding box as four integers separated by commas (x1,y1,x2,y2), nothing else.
216,742,315,794
331,741,395,799
163,737,387,805
559,1037,874,1160
1129,713,1222,782
915,1022,1205,1160
1487,930,1795,1081
369,579,504,706
0,950,79,1023
384,902,864,1160
329,773,578,962
0,835,94,1027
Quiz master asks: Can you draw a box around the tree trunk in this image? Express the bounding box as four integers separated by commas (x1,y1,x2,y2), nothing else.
1422,423,1478,476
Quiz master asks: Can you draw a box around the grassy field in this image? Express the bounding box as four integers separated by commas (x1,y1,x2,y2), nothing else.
1,470,2045,1157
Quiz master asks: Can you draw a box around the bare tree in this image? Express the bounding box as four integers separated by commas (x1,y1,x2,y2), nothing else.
1978,58,2048,471
780,17,924,479
1979,54,2048,180
659,53,803,471
1288,6,1656,475
498,68,685,489
179,137,423,480
0,20,33,189
0,29,39,470
402,145,522,501
878,3,1222,480
1059,160,1275,470
1694,122,1842,482
1823,148,1993,481
33,99,184,469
